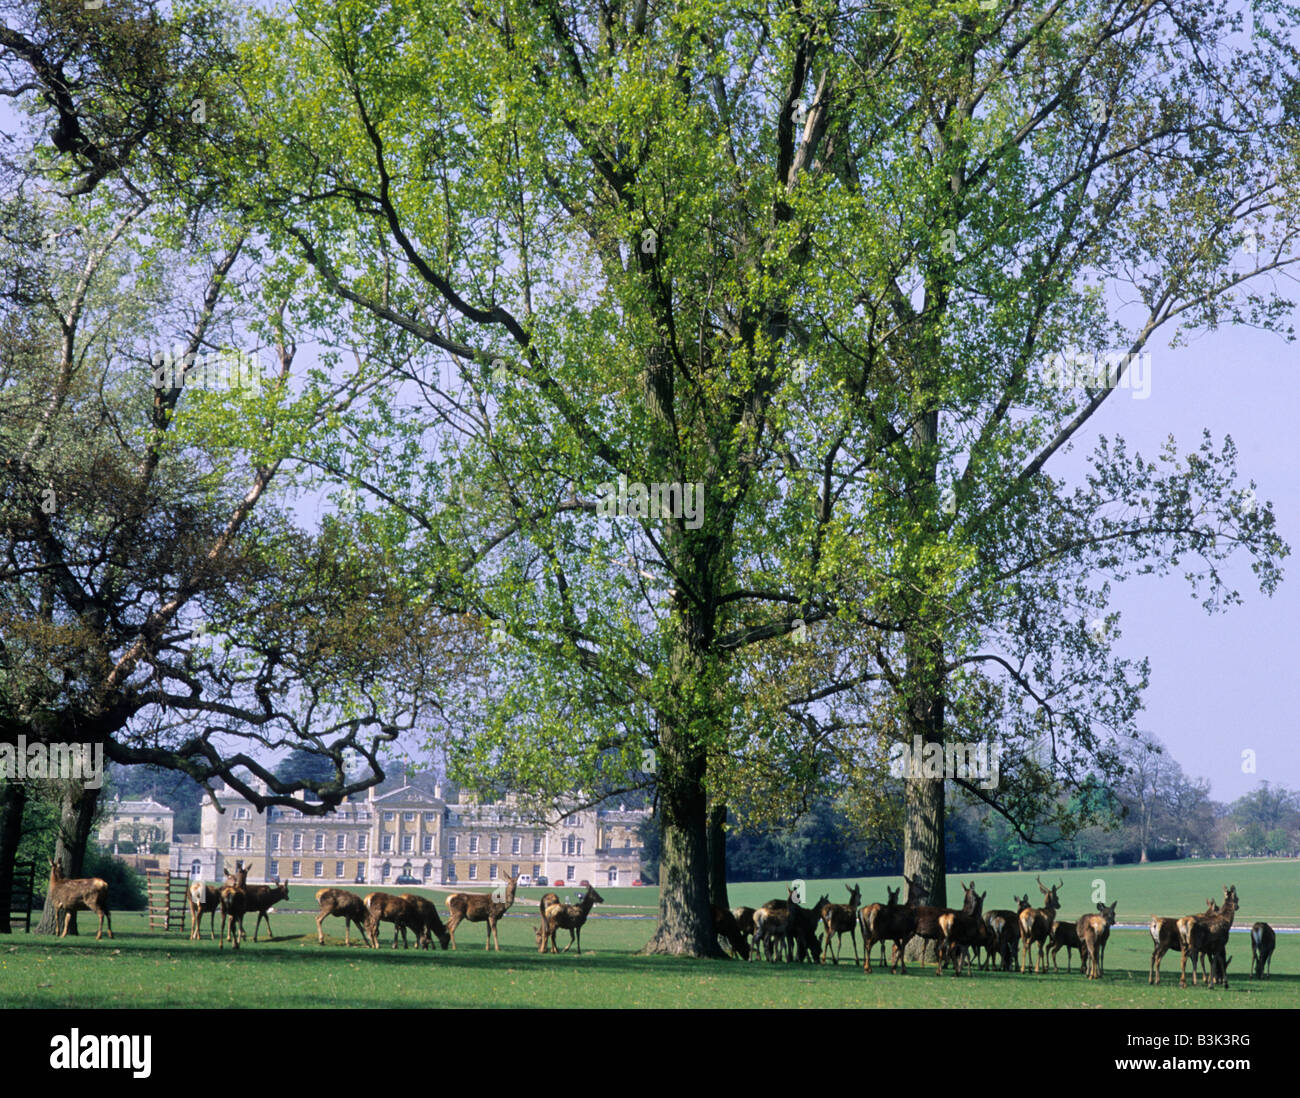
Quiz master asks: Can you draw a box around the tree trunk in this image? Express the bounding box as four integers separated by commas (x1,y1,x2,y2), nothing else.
0,782,27,933
707,801,729,911
36,782,100,935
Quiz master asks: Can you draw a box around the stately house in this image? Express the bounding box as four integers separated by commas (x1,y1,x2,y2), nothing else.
97,796,175,851
161,772,649,890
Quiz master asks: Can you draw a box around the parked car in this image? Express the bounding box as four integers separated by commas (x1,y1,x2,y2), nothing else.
535,876,548,887
517,874,533,888
578,879,591,889
553,880,564,888
394,874,419,884
631,879,645,886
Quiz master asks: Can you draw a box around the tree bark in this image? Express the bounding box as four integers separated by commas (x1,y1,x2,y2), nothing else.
36,782,100,935
0,782,28,933
707,801,729,911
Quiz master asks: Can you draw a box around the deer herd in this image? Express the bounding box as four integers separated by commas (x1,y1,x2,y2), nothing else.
41,858,1283,986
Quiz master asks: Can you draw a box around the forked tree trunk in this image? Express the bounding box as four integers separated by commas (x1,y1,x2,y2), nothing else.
0,782,27,933
36,782,100,935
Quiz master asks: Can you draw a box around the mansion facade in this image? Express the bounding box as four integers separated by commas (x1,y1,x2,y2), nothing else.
162,772,649,891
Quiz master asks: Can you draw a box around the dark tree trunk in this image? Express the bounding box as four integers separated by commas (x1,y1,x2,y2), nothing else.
0,782,28,933
707,801,728,911
36,782,100,935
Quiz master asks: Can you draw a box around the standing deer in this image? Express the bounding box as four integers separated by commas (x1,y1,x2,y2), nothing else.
445,872,518,950
1181,885,1238,989
243,879,290,942
784,890,827,964
316,887,369,945
1149,897,1217,985
1076,901,1118,980
538,886,604,953
983,896,1028,971
820,883,862,966
364,891,422,949
752,898,792,962
731,906,757,955
1019,877,1062,973
1047,917,1082,974
188,876,230,942
1250,922,1275,980
937,883,988,977
910,876,983,967
46,858,113,940
218,860,250,951
861,877,928,974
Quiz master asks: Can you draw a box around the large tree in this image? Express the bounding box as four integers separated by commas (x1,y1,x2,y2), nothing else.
217,0,1296,956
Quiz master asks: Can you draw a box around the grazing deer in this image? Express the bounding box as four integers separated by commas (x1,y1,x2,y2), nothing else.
731,906,756,954
446,872,518,950
1149,897,1217,985
1076,901,1118,980
316,887,370,945
936,882,987,977
819,883,862,965
1180,885,1238,989
364,891,422,949
243,879,289,942
218,860,250,950
785,890,827,964
713,905,750,960
538,885,604,953
1210,952,1232,986
402,894,451,950
1047,917,1082,974
47,858,113,940
1019,877,1062,973
1250,922,1275,980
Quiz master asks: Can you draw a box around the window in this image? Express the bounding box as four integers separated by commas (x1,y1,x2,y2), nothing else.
533,864,541,877
423,863,432,880
566,865,575,880
401,834,413,853
268,860,279,878
336,834,346,852
271,833,281,852
358,834,367,852
384,811,394,822
468,864,478,880
468,836,479,854
292,861,302,877
533,837,542,855
448,836,457,854
511,865,520,878
236,806,249,819
404,811,415,822
446,865,457,883
336,862,345,878
423,812,435,823
315,833,325,851
490,836,500,855
489,864,498,880
577,840,583,856
511,837,521,855
422,835,433,853
381,862,391,880
607,866,618,885
381,834,393,853
314,861,323,877
292,832,302,851
234,829,245,851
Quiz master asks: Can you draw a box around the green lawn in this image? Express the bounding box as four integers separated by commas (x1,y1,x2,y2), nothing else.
2,859,1295,1008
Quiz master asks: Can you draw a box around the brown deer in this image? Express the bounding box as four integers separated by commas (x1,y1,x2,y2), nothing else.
402,893,451,950
218,860,250,950
1250,922,1275,980
785,890,827,964
445,872,519,950
1181,885,1238,989
188,876,231,942
243,879,289,942
731,906,756,954
936,882,987,976
1149,897,1217,985
1047,917,1082,973
1019,877,1062,973
713,905,750,960
1076,900,1118,980
819,883,862,965
983,896,1028,971
315,887,369,945
364,891,422,949
862,875,930,974
910,876,983,966
538,885,604,953
751,899,792,962
47,858,113,940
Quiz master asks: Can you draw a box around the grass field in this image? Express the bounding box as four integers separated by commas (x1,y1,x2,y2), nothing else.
2,859,1295,1009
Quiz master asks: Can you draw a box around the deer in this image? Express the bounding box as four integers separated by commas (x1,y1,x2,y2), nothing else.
819,883,862,965
751,899,792,962
983,896,1028,972
1019,877,1062,973
445,872,518,950
316,887,370,945
784,890,827,964
1076,901,1118,980
1149,897,1217,985
364,891,423,949
188,874,232,942
538,885,604,953
731,906,757,954
910,876,983,967
1250,922,1275,980
46,857,113,940
243,879,289,942
862,875,930,974
713,905,750,960
1181,885,1239,989
402,893,451,950
1047,916,1082,974
936,882,988,977
218,860,250,950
